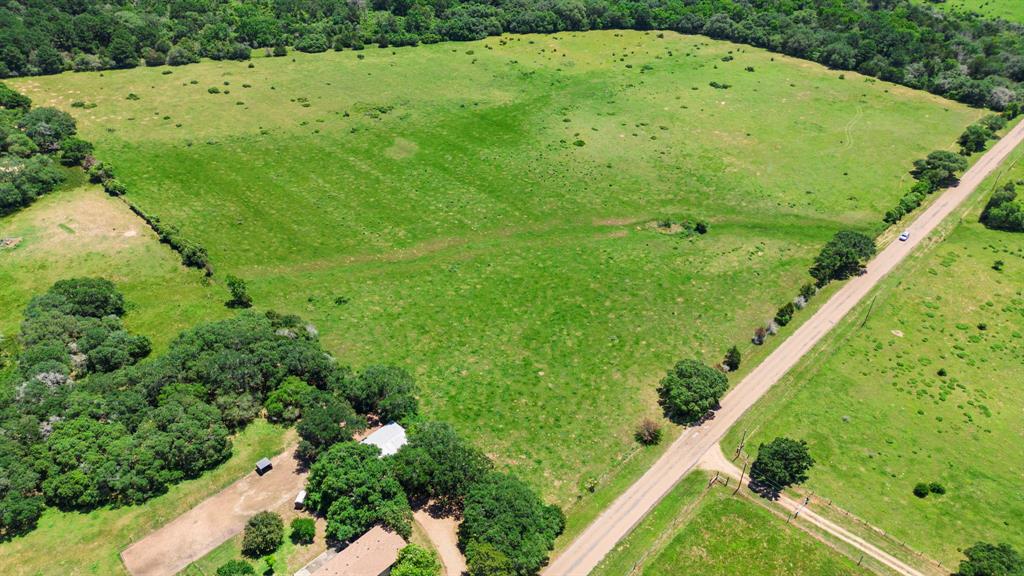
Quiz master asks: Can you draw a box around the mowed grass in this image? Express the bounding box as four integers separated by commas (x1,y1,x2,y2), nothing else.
10,30,982,508
926,0,1024,23
0,421,292,576
0,182,226,351
593,477,869,576
724,143,1024,565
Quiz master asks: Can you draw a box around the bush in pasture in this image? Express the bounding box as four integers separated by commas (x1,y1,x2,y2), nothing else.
657,359,728,424
225,275,253,308
992,260,1004,271
913,483,930,498
242,511,284,557
634,418,663,445
956,542,1023,576
102,178,128,196
809,230,876,286
774,302,796,327
929,482,945,495
290,517,315,545
958,123,994,155
392,544,442,576
750,437,814,496
216,560,255,576
208,87,221,94
59,137,93,166
723,345,741,371
752,326,767,345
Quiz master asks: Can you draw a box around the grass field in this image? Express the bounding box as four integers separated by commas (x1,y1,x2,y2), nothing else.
0,181,226,351
0,421,291,576
593,475,870,576
724,141,1024,566
927,0,1024,23
8,30,982,512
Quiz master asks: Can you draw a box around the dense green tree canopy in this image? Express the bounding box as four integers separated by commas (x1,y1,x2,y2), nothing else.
0,0,1022,112
241,511,284,558
980,182,1024,232
459,472,564,576
749,436,815,496
809,230,876,286
392,421,492,505
956,542,1024,576
392,544,442,576
341,364,419,423
304,442,412,541
656,359,728,424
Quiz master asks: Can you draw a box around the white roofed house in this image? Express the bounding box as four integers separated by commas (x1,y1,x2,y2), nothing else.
359,422,407,457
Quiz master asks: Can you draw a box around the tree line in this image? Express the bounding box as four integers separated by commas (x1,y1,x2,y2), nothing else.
1,0,1022,111
1,81,93,215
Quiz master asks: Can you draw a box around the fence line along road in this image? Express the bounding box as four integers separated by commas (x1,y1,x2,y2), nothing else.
544,120,1024,576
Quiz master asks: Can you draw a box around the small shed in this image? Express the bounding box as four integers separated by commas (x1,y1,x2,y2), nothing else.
255,457,273,476
295,490,307,510
359,423,408,457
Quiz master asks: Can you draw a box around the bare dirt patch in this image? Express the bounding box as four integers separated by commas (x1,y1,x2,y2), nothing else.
121,448,307,576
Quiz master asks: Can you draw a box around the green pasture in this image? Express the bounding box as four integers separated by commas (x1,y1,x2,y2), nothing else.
725,142,1024,565
594,476,869,576
926,0,1024,23
8,30,983,510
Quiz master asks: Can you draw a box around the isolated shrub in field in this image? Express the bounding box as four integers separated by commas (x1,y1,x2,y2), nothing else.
657,359,728,424
913,483,930,498
929,482,946,495
242,511,284,557
750,437,814,495
102,178,128,196
752,326,767,345
290,517,315,544
208,86,221,94
774,302,796,327
723,345,741,371
634,418,663,445
225,275,253,308
392,544,441,576
216,560,255,575
992,260,1004,271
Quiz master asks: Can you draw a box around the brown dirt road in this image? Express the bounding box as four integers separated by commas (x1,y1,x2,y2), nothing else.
121,448,307,576
543,120,1024,576
697,446,938,576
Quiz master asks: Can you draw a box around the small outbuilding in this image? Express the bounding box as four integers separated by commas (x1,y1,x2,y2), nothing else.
295,490,307,510
255,457,273,476
359,423,408,457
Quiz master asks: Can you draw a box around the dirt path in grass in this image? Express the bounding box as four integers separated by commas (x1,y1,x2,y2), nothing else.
543,120,1024,576
698,446,938,576
121,448,307,576
414,508,467,576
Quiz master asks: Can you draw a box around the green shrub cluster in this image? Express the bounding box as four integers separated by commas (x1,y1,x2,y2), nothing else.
126,202,213,273
1,82,92,215
980,181,1024,232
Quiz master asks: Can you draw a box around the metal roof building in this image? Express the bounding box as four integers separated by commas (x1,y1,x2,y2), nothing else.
359,423,407,457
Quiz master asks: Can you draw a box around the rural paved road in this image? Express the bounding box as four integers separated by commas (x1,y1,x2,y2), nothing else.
544,119,1024,576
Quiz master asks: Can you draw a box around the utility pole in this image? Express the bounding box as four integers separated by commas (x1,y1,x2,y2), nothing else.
733,428,748,460
733,460,747,495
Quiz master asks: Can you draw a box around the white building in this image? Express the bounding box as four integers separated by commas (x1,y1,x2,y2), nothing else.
359,422,407,457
